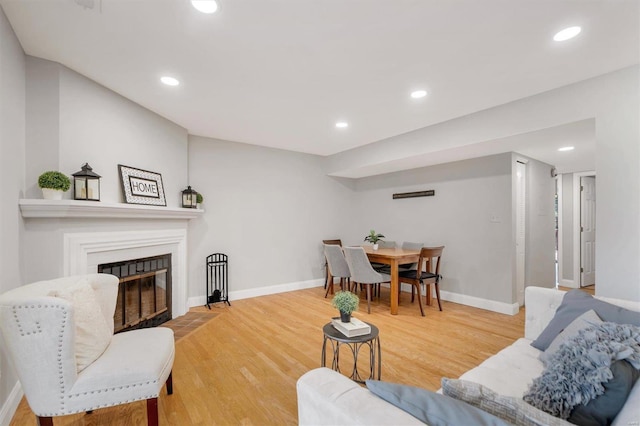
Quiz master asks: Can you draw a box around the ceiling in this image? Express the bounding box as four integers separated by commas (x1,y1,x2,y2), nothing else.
1,0,637,174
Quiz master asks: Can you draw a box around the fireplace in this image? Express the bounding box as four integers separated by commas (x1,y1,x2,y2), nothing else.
63,229,189,319
99,254,172,333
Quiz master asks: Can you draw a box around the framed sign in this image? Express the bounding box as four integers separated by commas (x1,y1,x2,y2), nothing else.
118,165,166,206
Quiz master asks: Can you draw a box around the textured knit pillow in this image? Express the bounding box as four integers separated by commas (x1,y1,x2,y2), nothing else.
531,290,640,351
441,378,572,426
366,380,510,426
50,279,112,372
524,321,640,423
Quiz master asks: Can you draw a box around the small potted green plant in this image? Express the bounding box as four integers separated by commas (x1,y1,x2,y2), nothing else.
364,229,385,250
331,291,359,323
196,193,203,209
38,171,71,200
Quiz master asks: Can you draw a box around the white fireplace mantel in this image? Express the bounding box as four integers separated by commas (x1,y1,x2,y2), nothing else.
19,199,203,220
65,229,189,317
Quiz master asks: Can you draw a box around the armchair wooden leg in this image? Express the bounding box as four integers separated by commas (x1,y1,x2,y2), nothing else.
166,371,173,395
37,417,53,426
147,397,159,426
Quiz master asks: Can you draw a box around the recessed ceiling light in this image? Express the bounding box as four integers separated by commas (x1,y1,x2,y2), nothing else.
553,26,581,42
335,122,349,129
160,76,180,86
411,90,427,99
191,0,218,14
558,146,575,152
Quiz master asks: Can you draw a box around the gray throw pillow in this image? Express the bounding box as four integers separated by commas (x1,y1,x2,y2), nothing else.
366,380,509,426
568,360,640,426
531,290,640,351
441,378,572,426
540,309,603,364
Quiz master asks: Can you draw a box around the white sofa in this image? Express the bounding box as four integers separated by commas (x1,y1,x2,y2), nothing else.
297,286,640,425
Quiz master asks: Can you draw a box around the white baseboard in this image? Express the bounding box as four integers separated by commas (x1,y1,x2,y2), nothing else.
187,278,324,309
0,381,22,426
559,279,578,289
185,280,518,316
440,290,520,315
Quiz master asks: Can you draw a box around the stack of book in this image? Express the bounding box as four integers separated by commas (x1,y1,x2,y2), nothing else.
331,317,371,337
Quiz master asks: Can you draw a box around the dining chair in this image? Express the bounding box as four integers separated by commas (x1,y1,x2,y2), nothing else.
399,241,424,270
343,247,391,314
322,239,342,289
323,244,350,298
397,246,445,316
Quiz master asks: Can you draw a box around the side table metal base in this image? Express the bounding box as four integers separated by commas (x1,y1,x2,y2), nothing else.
321,322,381,383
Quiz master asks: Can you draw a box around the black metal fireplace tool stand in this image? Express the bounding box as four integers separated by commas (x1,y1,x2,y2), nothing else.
206,253,231,308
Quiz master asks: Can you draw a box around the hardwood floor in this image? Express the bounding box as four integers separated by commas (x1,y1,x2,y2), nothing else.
10,286,525,425
559,284,595,295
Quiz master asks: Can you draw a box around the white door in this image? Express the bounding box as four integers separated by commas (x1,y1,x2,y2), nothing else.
580,176,596,287
516,161,526,305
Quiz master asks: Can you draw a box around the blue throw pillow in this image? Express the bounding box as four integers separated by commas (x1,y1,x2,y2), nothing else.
531,290,640,351
366,380,510,426
568,360,640,426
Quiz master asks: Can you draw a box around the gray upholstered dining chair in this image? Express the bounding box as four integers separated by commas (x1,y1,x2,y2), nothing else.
400,241,424,270
371,240,397,272
378,240,397,249
322,239,342,289
0,274,175,426
323,244,350,298
343,247,391,313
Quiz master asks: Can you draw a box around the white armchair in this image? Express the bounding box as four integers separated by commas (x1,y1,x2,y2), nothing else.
0,273,175,426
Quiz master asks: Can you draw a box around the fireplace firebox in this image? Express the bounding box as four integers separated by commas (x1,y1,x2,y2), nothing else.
98,254,171,333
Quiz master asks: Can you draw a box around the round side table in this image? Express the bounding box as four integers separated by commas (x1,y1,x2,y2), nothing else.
321,322,381,383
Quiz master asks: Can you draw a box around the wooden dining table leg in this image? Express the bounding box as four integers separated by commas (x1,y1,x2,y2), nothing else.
425,283,432,306
390,260,399,315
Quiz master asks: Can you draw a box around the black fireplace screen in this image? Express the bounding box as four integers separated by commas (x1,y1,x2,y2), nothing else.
98,254,171,333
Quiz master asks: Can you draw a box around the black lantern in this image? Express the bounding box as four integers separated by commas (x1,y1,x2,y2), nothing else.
72,163,101,201
182,186,198,208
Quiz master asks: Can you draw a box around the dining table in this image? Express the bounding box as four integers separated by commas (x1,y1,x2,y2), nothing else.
362,245,421,315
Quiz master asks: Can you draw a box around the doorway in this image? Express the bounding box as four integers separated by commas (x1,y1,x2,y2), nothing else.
568,172,596,289
580,176,596,287
556,171,596,289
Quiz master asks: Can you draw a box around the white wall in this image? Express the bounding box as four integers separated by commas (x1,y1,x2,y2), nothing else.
519,155,556,289
593,67,640,301
24,58,189,207
0,6,25,423
25,56,59,198
350,154,516,311
187,136,356,301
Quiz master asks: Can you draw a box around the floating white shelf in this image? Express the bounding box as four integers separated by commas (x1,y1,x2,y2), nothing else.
19,199,204,220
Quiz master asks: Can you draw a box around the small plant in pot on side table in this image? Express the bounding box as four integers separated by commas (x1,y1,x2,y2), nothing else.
38,171,71,200
331,290,359,323
364,229,385,250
